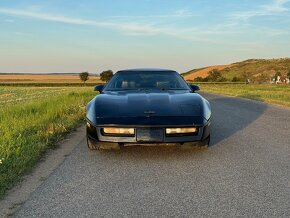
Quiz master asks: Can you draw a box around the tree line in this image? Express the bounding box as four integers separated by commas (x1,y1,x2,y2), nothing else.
79,68,290,84
79,70,113,83
193,69,290,83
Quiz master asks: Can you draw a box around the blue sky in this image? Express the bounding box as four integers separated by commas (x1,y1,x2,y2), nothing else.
0,0,290,73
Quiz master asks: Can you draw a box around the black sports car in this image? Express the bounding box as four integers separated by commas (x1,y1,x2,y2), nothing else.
86,69,211,150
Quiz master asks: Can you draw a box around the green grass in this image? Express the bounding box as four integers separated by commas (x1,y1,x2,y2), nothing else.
198,84,290,107
0,86,96,198
182,58,290,82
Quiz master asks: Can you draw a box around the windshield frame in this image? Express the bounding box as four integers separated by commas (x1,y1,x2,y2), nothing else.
103,70,191,92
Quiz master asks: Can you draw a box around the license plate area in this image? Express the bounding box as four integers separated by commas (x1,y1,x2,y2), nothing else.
136,128,164,142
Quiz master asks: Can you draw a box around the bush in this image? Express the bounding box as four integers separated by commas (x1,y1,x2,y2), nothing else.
232,76,241,82
204,69,228,82
193,77,204,82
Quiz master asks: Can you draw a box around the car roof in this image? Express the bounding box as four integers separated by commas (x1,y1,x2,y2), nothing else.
116,68,177,73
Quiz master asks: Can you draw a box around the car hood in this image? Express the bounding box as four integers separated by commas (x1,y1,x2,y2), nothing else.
93,91,203,118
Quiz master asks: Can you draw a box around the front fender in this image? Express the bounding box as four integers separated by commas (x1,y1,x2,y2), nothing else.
86,98,97,125
200,98,211,121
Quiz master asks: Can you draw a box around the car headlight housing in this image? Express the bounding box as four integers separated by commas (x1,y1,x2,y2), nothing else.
166,127,198,135
102,127,135,136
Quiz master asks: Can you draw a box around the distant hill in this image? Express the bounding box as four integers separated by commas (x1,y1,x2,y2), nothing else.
183,58,290,82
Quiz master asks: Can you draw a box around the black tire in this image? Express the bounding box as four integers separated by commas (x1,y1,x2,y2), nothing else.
199,134,210,148
87,137,101,150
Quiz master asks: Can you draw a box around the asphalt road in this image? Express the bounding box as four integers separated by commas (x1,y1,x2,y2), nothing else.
14,93,290,217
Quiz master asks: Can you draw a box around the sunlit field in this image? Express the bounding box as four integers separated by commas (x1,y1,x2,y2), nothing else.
0,74,101,84
0,86,96,198
198,84,290,107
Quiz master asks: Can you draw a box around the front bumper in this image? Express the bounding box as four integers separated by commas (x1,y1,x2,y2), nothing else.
86,120,211,146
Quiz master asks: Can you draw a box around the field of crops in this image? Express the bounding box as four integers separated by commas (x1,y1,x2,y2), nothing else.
0,74,101,84
198,84,290,107
0,86,96,198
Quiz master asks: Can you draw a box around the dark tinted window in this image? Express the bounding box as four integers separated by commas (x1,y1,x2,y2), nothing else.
104,71,190,91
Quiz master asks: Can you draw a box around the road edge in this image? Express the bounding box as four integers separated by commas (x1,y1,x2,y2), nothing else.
0,125,86,217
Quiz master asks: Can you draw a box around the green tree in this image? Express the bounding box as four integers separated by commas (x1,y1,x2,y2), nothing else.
79,72,89,83
219,77,227,82
287,69,290,78
206,69,226,82
241,71,251,82
232,76,240,82
256,73,270,83
193,77,204,82
100,70,113,82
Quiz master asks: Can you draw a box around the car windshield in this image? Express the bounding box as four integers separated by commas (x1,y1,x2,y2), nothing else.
104,71,191,91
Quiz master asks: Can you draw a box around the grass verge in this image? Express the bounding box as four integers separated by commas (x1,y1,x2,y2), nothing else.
0,87,95,198
198,84,290,107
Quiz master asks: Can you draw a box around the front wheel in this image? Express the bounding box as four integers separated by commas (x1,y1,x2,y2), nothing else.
87,137,101,150
199,134,210,148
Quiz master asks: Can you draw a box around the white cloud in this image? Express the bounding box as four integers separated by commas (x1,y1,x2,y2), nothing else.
0,8,110,27
173,9,195,18
262,0,289,13
0,7,167,37
1,7,285,46
230,0,290,21
109,10,195,19
0,8,207,42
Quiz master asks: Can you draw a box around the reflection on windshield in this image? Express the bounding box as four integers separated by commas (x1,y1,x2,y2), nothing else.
104,71,190,91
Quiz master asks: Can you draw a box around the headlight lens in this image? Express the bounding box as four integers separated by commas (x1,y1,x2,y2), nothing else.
102,127,135,135
166,127,198,134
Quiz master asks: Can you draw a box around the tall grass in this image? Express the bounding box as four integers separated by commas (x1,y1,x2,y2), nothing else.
199,84,290,107
0,87,96,198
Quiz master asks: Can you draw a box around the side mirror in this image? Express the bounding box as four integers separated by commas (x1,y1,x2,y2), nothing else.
190,84,200,92
94,85,104,92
